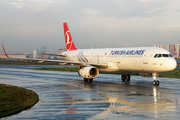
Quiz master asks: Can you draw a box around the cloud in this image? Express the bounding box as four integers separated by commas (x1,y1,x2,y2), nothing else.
4,0,70,11
0,0,180,52
122,43,133,46
83,8,99,16
145,8,162,13
7,1,26,9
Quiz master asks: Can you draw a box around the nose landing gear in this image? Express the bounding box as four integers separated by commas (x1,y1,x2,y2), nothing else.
121,74,130,81
152,73,159,86
84,78,93,82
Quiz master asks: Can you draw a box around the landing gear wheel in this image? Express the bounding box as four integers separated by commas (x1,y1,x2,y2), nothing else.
84,78,93,82
121,74,126,81
121,74,131,81
153,80,156,86
156,80,159,86
84,78,88,82
153,80,159,86
152,73,160,86
126,74,130,81
89,79,93,82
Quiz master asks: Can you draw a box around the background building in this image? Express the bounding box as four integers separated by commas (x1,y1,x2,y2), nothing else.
33,50,39,59
175,44,180,56
39,46,47,59
41,46,47,53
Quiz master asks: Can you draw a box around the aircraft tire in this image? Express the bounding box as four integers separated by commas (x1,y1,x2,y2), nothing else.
126,74,130,81
156,80,159,86
121,74,126,81
89,79,93,82
153,80,159,86
153,80,156,86
84,78,88,82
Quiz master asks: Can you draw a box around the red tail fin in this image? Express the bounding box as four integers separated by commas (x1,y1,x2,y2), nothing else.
63,23,77,51
174,45,177,56
1,44,8,57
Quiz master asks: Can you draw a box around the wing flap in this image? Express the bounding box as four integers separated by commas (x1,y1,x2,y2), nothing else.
89,63,108,69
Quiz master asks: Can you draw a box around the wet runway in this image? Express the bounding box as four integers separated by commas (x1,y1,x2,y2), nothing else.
0,65,180,120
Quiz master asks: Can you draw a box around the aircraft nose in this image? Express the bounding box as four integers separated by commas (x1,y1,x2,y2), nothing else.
166,58,177,71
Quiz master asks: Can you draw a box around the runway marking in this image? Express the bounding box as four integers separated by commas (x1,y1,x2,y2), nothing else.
37,90,86,93
63,84,116,119
40,103,72,105
32,108,106,112
40,100,108,104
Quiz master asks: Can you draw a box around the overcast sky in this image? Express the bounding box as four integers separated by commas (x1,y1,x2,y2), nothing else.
0,0,180,53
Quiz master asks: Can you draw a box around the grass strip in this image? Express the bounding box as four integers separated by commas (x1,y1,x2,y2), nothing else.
34,67,180,78
0,84,39,118
159,68,180,78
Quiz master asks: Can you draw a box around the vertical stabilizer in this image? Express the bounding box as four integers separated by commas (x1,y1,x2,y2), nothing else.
1,44,8,57
63,23,77,51
174,45,177,56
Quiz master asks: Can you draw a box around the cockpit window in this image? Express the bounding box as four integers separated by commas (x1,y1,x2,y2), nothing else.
162,54,169,57
154,53,172,58
154,54,158,58
157,54,162,58
169,54,172,57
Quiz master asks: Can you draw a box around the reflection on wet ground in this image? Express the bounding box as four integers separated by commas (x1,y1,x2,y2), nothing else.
0,65,180,120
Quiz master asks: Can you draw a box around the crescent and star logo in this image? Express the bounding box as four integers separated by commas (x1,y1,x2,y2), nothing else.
66,31,71,45
65,31,72,51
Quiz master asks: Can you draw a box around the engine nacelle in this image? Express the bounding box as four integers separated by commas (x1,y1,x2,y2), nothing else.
78,66,99,79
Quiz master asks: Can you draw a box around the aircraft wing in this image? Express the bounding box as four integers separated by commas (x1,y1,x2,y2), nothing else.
89,63,108,69
1,44,108,69
39,53,65,57
2,56,108,69
57,61,108,69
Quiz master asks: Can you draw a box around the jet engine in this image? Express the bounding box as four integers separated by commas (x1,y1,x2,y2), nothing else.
78,66,99,79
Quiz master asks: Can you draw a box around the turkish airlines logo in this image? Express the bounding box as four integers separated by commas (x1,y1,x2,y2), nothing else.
66,31,71,45
77,52,88,62
65,31,72,51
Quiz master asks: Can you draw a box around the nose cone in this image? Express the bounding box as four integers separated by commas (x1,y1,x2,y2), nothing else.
166,58,177,71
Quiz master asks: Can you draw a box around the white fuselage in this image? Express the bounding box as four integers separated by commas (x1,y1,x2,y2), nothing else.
63,47,177,73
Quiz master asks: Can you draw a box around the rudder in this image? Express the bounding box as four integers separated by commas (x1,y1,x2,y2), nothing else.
63,23,77,51
174,45,177,56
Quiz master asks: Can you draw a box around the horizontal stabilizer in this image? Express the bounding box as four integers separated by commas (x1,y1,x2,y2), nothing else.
39,53,65,57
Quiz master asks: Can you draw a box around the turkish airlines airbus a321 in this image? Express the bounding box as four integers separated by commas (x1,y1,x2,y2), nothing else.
2,23,177,86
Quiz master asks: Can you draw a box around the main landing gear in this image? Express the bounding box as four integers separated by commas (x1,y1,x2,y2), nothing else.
84,78,93,82
152,73,159,86
121,74,130,81
121,73,160,86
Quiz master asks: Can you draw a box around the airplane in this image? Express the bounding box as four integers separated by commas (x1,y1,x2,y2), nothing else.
1,22,177,86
